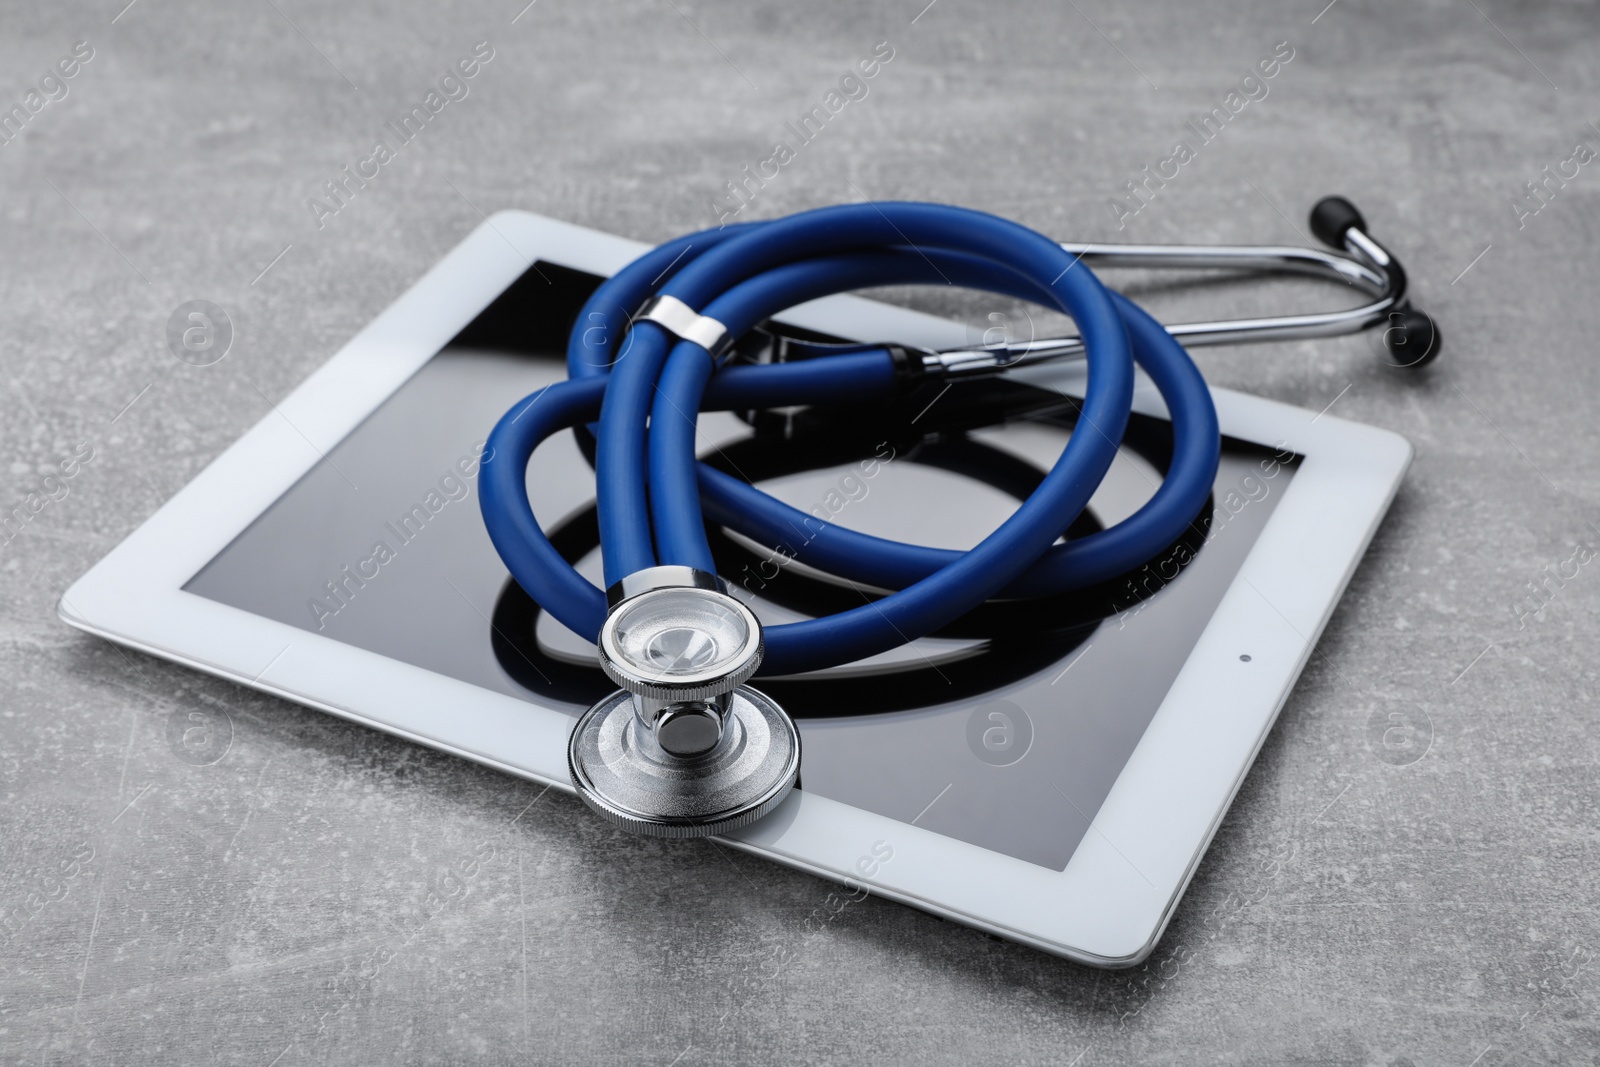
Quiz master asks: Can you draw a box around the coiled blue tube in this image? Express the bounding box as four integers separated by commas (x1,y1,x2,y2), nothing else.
480,202,1219,676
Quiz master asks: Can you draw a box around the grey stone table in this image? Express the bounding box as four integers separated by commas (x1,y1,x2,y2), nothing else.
2,0,1597,1063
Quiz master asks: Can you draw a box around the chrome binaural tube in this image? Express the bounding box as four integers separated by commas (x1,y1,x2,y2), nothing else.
927,214,1417,377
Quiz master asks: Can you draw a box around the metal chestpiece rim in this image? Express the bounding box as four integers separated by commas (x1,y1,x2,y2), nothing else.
567,685,800,838
569,565,801,839
596,568,764,704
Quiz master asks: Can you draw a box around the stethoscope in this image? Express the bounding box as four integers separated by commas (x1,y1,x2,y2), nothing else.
477,197,1436,838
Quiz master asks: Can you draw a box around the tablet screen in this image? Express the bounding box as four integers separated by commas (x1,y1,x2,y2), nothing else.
185,263,1298,870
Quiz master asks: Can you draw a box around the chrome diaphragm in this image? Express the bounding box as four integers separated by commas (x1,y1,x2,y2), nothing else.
568,566,800,838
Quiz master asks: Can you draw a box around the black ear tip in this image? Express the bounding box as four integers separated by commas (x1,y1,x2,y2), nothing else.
1310,196,1367,248
1384,307,1441,368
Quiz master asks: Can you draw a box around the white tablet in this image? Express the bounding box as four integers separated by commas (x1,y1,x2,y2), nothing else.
59,211,1410,967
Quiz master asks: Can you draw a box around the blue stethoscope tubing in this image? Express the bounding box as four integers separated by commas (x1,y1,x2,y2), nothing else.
479,202,1220,677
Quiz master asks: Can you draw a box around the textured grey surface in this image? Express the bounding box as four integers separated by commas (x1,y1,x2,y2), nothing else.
2,0,1598,1063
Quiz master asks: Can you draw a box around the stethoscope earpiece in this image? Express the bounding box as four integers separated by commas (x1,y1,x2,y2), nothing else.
1382,306,1442,369
1310,195,1440,371
1309,195,1368,249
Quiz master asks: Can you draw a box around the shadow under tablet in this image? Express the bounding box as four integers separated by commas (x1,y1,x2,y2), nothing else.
185,260,1298,872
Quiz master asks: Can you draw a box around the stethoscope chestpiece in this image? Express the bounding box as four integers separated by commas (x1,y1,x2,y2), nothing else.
568,566,800,838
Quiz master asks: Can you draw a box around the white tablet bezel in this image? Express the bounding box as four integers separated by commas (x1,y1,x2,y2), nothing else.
59,211,1410,967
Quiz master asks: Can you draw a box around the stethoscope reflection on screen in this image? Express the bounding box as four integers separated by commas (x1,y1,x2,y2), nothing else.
476,196,1438,838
